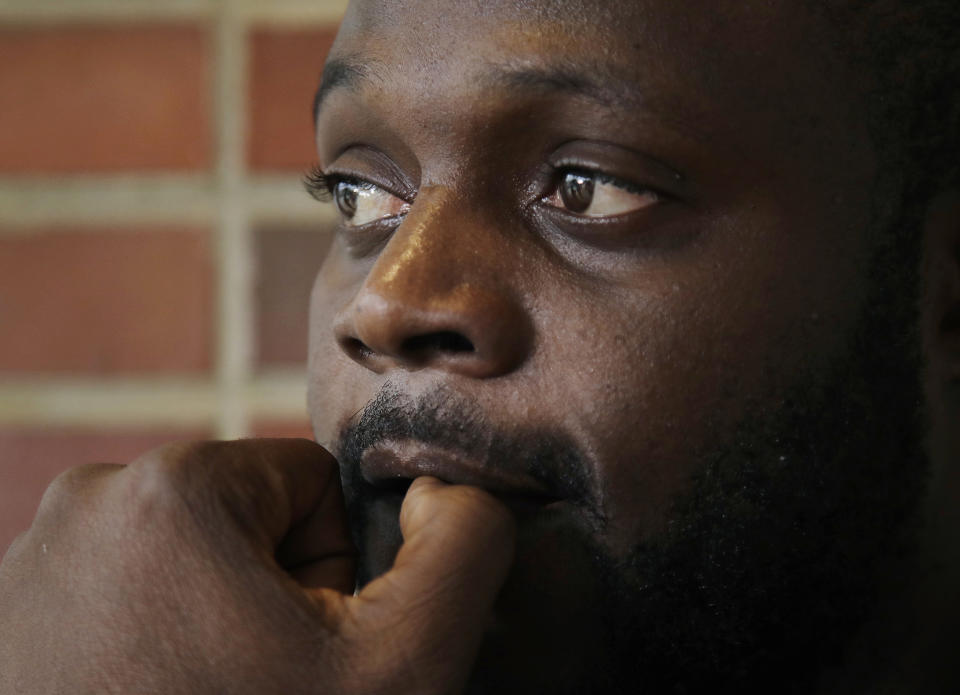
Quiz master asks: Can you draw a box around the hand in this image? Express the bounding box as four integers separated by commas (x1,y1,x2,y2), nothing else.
0,439,515,694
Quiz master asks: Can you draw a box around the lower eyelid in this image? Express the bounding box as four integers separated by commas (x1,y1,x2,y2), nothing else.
340,217,399,256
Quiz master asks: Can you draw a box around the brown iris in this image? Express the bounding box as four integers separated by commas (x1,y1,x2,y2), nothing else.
335,181,360,219
559,171,595,213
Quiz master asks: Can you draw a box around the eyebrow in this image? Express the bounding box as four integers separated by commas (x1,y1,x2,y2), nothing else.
312,56,370,124
312,54,647,123
480,62,640,111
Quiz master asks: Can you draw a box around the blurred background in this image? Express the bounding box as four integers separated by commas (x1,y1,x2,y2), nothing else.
0,0,348,553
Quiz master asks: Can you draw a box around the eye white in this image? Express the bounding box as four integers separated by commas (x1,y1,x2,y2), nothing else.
335,180,409,226
546,172,659,218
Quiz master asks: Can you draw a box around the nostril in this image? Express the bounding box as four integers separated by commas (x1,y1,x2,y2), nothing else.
401,331,475,355
343,337,374,360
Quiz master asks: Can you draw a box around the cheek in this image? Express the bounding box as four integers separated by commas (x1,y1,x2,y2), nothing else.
307,250,370,449
539,287,719,544
542,226,870,551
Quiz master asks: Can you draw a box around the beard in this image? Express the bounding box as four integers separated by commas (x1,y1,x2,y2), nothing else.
335,210,928,694
590,302,927,693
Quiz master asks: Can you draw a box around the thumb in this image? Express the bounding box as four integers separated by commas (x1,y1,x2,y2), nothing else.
351,476,516,694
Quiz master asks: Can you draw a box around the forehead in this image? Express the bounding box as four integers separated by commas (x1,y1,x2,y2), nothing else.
332,0,836,95
339,0,813,47
323,0,866,176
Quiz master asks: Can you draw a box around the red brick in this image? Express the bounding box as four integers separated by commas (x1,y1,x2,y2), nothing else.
256,224,335,367
0,227,213,374
248,27,337,172
0,25,211,174
252,421,315,440
0,428,209,556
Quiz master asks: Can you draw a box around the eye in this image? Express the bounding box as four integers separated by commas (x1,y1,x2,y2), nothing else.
543,170,659,218
304,167,411,227
333,179,410,227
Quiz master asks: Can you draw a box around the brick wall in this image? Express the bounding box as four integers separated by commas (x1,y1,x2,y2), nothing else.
0,0,347,554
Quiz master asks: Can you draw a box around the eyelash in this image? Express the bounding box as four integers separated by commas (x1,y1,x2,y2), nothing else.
548,165,655,198
303,164,338,203
303,164,659,217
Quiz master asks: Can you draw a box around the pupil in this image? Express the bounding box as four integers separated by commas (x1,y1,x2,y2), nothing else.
560,172,595,213
335,181,358,219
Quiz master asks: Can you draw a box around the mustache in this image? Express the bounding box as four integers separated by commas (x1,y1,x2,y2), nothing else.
335,384,598,508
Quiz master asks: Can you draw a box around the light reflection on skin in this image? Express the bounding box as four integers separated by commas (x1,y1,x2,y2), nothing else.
378,191,437,286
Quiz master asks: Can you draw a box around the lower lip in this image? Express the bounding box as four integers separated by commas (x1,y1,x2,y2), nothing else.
360,443,557,493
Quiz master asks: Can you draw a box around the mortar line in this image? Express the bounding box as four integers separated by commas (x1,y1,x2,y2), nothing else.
0,1,345,437
0,176,338,230
0,0,348,24
0,371,306,428
213,1,252,439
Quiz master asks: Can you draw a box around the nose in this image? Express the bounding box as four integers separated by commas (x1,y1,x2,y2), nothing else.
332,188,533,378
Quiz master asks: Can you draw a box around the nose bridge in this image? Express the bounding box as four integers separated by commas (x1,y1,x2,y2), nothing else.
368,186,487,301
335,185,533,377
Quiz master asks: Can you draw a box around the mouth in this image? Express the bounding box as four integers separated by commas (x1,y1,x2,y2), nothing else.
344,429,603,595
360,440,566,515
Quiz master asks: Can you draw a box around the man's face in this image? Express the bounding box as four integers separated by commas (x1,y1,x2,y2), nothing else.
307,0,927,692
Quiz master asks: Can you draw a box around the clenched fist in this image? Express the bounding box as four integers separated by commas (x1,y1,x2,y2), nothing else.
0,439,515,694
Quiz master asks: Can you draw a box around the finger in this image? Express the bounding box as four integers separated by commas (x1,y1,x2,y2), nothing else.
31,463,125,535
129,439,352,559
352,477,516,691
277,458,356,594
289,555,356,594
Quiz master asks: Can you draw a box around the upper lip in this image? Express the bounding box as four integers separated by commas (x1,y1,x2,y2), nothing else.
360,440,563,502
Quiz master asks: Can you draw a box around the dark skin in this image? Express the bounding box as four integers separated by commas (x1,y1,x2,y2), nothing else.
1,0,958,693
313,0,958,690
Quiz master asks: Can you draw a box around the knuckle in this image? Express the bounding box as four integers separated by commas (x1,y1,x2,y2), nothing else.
1,530,29,563
124,440,222,519
122,440,269,544
35,463,117,519
123,457,182,515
